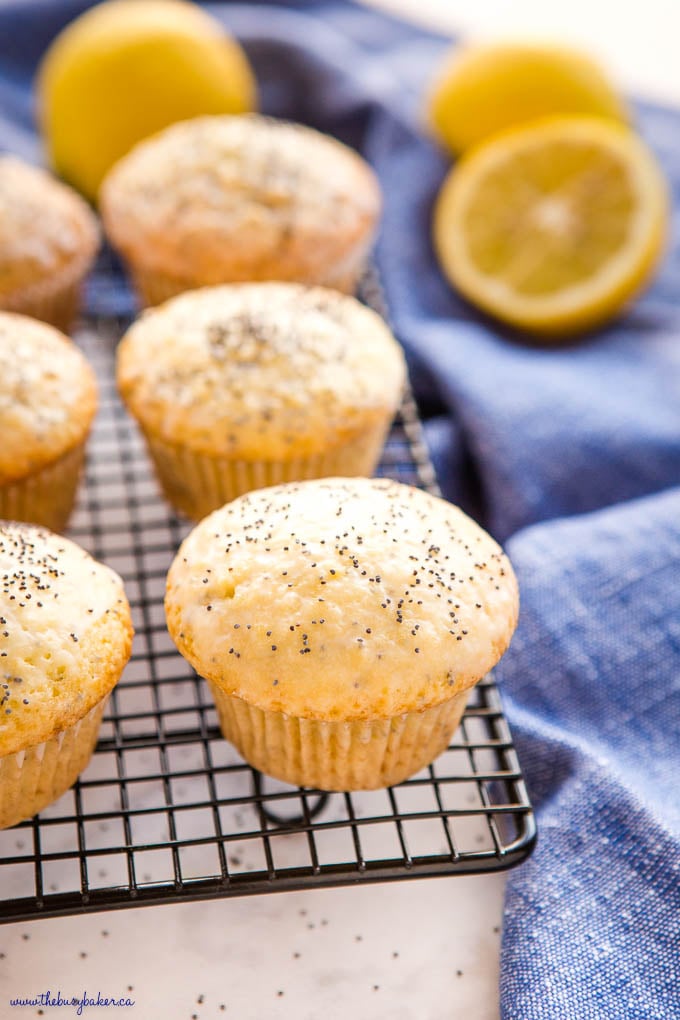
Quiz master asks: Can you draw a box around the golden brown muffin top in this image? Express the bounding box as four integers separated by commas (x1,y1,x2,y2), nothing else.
0,312,98,484
117,283,406,459
0,522,133,755
100,114,381,285
0,156,99,298
165,477,519,721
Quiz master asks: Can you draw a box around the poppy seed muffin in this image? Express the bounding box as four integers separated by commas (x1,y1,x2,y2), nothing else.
0,156,99,330
165,477,519,790
100,114,381,305
116,283,406,520
0,312,98,531
0,522,133,828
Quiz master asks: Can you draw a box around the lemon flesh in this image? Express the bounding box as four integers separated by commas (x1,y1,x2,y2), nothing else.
428,42,628,155
434,117,668,338
38,0,257,203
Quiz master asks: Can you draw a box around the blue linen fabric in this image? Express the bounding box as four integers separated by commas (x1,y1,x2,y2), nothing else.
1,2,679,1015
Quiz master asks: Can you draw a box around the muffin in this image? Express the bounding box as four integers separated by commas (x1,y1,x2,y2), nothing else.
0,156,99,330
116,283,406,520
0,521,132,828
165,477,519,791
0,312,97,531
100,114,381,305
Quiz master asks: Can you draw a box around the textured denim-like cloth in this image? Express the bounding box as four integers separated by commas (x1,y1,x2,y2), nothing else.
2,2,679,1016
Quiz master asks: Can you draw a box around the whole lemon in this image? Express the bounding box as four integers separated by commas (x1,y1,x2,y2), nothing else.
38,0,257,202
427,42,628,155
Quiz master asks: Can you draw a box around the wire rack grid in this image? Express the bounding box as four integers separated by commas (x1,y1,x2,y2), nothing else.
0,277,536,924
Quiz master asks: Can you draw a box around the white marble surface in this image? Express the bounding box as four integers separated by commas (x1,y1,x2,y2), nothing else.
1,874,505,1019
367,0,680,105
3,3,679,1019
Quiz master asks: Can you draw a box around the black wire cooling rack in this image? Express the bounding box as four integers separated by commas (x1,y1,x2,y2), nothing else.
0,274,535,924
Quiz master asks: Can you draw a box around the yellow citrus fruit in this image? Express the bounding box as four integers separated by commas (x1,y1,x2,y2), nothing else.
38,0,257,203
433,116,668,338
427,42,628,155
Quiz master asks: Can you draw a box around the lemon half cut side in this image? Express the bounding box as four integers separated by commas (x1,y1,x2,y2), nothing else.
433,116,668,339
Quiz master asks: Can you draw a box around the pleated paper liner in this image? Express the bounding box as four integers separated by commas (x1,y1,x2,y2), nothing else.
0,697,108,830
143,424,391,521
128,252,370,308
0,443,86,533
1,251,94,333
208,682,471,791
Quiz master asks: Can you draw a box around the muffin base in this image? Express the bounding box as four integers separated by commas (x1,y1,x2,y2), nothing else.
0,443,86,533
0,698,108,830
128,257,367,307
207,683,471,791
0,252,93,333
142,424,391,521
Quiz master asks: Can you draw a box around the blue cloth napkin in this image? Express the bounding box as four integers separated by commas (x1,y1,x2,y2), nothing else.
1,2,679,1016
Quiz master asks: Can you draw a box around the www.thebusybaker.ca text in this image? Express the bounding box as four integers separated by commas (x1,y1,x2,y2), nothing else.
9,990,135,1015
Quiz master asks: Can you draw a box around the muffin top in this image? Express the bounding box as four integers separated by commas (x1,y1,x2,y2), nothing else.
100,114,381,284
0,156,99,298
0,522,133,756
117,283,406,459
165,477,519,720
0,313,98,484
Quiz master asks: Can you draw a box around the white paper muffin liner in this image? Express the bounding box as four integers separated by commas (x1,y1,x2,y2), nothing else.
1,251,94,333
129,264,196,308
0,697,108,830
128,252,368,308
206,682,471,791
0,442,87,533
142,424,391,521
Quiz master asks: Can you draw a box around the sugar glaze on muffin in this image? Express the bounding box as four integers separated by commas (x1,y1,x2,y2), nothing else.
0,156,99,329
0,312,97,530
117,283,405,460
166,477,518,719
0,523,132,757
0,522,132,827
117,284,406,518
100,114,381,301
0,313,96,484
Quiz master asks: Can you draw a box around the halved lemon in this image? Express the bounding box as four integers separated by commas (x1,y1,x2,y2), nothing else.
427,42,628,156
433,116,668,338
